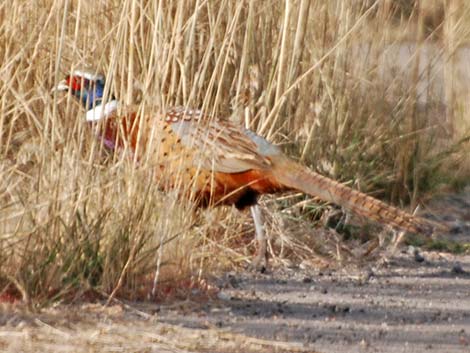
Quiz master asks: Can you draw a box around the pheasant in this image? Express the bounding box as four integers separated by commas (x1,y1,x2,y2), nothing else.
55,69,441,268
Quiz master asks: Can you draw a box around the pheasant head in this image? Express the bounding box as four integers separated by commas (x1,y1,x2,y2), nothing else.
55,69,117,121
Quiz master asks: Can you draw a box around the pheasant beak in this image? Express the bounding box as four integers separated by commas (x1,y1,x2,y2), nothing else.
52,80,69,93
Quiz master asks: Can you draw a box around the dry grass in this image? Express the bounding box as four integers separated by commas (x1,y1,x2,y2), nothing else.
0,303,318,352
1,0,469,306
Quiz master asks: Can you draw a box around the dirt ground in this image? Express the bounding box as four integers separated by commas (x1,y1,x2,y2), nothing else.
1,252,469,353
1,188,469,353
162,252,470,353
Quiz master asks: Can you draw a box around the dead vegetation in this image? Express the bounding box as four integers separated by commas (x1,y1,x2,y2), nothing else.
0,303,320,352
0,0,469,308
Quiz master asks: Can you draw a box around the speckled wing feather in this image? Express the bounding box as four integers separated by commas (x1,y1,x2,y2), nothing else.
166,107,275,173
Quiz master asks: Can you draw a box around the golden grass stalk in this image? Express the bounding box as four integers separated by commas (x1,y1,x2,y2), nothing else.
0,0,469,305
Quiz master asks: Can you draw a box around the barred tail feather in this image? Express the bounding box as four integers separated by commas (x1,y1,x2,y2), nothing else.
271,156,442,236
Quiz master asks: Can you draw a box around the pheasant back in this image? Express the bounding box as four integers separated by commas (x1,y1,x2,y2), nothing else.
99,106,287,209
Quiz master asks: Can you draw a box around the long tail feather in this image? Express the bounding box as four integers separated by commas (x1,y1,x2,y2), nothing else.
271,156,443,236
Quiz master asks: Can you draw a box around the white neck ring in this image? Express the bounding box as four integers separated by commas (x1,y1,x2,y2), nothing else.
85,100,119,122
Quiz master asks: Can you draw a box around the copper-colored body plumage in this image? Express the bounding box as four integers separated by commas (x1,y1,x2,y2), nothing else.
96,106,438,236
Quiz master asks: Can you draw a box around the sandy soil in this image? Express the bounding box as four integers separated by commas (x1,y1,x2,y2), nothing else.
159,252,470,353
1,251,469,353
1,189,469,353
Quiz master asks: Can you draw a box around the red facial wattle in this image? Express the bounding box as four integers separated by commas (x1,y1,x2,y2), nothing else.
66,76,85,93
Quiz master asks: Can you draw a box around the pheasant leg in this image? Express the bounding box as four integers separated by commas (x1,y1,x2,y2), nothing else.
250,204,267,271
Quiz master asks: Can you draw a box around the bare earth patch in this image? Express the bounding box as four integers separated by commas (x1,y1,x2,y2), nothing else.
1,252,469,353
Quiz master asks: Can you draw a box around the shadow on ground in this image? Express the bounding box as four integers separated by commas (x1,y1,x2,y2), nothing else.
155,253,470,353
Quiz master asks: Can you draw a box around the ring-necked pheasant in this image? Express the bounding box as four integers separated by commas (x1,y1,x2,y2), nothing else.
55,69,441,267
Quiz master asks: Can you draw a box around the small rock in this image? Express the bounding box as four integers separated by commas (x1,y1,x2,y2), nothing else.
442,215,457,222
358,269,374,284
408,246,425,262
226,274,240,288
217,291,232,301
414,251,425,263
452,262,466,274
449,225,462,234
302,276,313,283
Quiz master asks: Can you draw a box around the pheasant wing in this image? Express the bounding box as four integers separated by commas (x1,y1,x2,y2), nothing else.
167,108,276,173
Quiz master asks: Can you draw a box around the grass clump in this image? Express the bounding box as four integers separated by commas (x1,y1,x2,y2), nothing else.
0,0,469,306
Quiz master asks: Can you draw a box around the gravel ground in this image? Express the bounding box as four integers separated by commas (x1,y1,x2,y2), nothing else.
157,252,470,353
1,253,469,353
1,188,469,353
